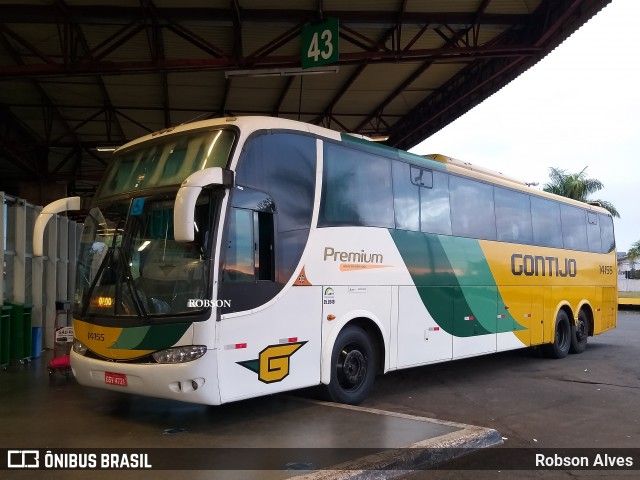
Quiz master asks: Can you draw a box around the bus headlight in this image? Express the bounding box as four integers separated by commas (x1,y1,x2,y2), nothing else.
153,346,207,364
73,339,88,356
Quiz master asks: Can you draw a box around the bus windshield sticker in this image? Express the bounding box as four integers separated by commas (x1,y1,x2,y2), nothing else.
130,198,145,216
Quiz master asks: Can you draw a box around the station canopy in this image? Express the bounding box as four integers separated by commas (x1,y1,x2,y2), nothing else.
0,0,611,199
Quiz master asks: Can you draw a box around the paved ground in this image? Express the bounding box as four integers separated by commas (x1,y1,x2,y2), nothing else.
1,312,637,480
362,311,640,479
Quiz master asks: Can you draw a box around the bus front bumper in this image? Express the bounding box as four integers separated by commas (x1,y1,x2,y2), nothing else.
70,349,222,405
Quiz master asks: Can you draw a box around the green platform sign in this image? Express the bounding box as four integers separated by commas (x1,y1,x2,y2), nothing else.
301,18,339,69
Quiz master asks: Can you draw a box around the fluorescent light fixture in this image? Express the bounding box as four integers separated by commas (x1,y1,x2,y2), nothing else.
96,146,117,152
138,240,151,252
345,133,389,142
225,66,339,79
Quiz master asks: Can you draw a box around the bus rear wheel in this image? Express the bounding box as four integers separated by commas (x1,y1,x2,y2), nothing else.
543,310,571,359
325,325,376,405
570,309,589,354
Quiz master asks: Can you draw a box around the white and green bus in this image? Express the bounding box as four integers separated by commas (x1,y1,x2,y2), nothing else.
34,116,617,405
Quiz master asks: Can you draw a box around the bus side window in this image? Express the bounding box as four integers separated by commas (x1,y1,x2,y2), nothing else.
223,208,255,282
531,196,563,248
449,175,496,240
599,214,615,253
587,212,602,253
392,161,419,231
421,170,451,235
320,142,394,228
495,187,533,244
560,205,588,251
223,187,277,284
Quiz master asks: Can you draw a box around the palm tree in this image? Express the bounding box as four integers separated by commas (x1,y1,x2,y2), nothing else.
627,240,640,271
543,167,620,218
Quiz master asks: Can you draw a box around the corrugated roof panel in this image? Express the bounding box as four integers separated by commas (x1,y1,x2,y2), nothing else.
277,65,358,114
237,1,315,10
152,0,228,7
385,90,434,116
177,23,235,56
115,109,166,137
392,28,456,53
405,0,480,13
63,0,142,6
476,25,510,44
339,26,389,55
485,0,543,14
241,24,300,58
4,23,61,63
408,63,467,91
169,71,226,113
0,81,39,105
81,25,150,61
324,0,398,12
225,76,283,112
163,28,218,60
40,80,103,107
8,106,52,140
103,74,163,108
168,82,224,112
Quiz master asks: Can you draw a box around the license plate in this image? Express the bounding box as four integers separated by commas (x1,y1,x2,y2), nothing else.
104,371,128,387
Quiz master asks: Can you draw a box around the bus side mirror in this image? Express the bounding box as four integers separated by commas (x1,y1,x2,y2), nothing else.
33,196,81,256
174,167,234,242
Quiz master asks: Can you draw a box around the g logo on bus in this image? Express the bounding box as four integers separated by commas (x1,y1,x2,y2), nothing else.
237,342,307,384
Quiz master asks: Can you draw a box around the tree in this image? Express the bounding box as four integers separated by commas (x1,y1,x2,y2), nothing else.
543,167,620,218
627,240,640,271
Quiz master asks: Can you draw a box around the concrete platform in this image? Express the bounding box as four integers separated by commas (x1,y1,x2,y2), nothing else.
618,297,640,307
0,353,501,478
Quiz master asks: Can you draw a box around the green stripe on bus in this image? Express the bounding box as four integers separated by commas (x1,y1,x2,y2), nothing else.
108,326,150,350
390,230,525,336
110,323,191,350
438,235,525,333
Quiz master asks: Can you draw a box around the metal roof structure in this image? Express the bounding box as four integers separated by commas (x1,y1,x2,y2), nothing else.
0,0,611,201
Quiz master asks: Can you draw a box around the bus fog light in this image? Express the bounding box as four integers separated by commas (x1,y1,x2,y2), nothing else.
153,346,207,364
73,339,88,356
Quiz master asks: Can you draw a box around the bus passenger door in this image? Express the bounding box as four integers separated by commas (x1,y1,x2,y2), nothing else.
530,288,544,345
497,286,532,350
216,287,322,404
397,286,453,367
216,203,322,403
452,286,497,358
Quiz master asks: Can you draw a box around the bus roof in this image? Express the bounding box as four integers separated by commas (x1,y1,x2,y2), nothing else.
114,116,612,218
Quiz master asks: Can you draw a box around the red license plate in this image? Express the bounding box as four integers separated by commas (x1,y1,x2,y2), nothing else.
104,372,128,387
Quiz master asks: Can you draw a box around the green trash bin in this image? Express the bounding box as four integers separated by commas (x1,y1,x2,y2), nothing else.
0,305,11,369
7,303,32,364
22,305,32,360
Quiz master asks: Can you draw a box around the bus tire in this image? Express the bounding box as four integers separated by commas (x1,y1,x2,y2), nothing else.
325,325,376,405
569,309,589,354
543,310,571,359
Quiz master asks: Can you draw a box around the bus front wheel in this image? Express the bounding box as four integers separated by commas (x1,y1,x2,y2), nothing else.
325,325,376,405
543,310,571,359
569,309,589,354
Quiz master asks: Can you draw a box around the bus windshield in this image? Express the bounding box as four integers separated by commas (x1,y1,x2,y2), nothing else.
74,193,216,320
94,128,235,200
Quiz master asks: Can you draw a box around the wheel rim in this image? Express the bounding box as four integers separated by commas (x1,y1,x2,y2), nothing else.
337,344,366,391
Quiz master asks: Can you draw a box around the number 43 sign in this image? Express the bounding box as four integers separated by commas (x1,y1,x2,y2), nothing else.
301,18,339,69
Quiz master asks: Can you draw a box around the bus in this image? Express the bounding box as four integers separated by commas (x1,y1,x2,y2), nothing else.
33,116,617,406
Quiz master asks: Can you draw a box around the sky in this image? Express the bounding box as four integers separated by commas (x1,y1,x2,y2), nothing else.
410,0,639,253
